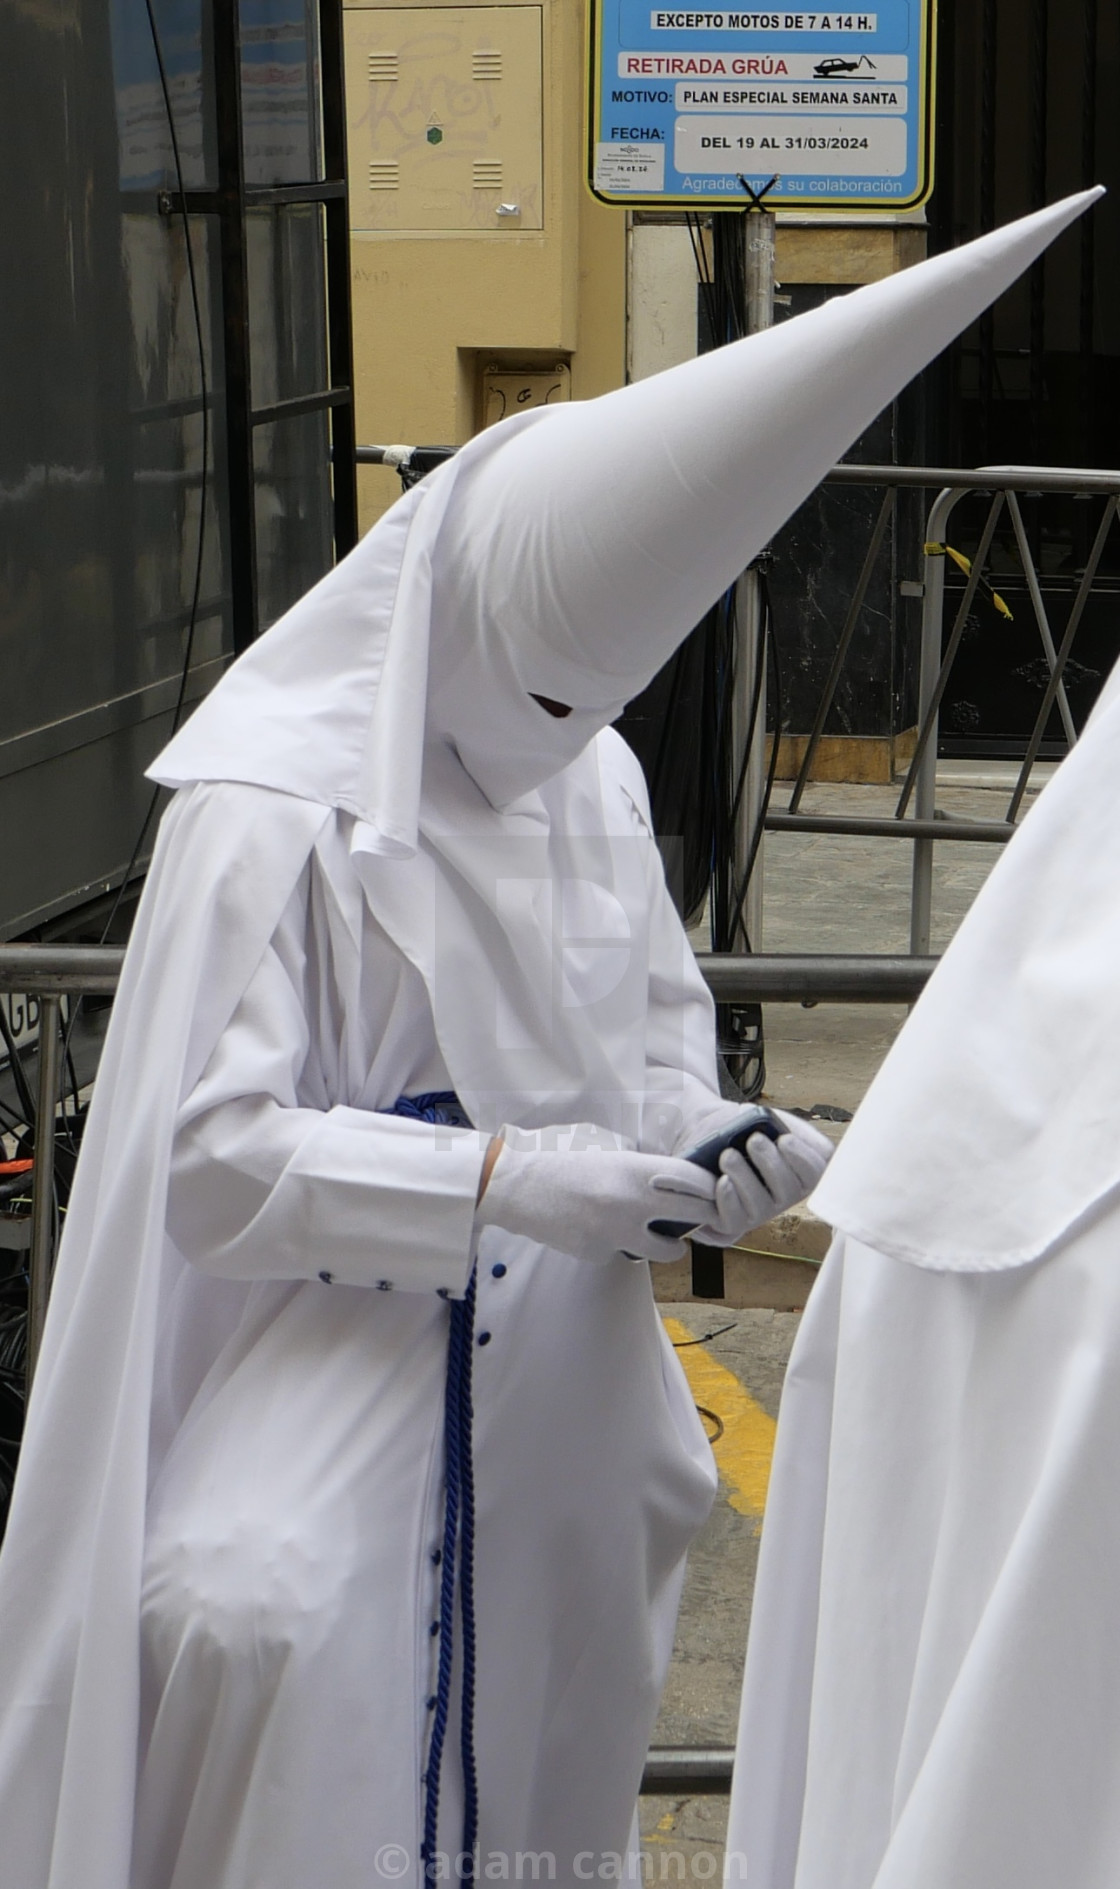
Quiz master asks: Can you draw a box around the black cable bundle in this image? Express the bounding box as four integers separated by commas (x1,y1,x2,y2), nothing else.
0,1262,28,1533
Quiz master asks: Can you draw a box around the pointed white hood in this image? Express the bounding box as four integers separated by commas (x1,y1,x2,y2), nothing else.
152,189,1102,833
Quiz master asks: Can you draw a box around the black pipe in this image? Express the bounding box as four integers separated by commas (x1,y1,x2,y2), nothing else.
766,812,1017,844
696,954,937,1005
642,1748,734,1795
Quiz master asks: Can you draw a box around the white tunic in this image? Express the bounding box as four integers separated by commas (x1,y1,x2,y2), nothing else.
134,810,717,1887
0,753,718,1889
724,656,1120,1888
726,1218,1120,1889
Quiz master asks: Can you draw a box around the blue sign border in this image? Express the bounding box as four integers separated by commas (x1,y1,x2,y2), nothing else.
587,1,936,211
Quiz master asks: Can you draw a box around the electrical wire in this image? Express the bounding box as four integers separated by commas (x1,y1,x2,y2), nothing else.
672,1321,737,1348
60,1017,83,1157
686,213,719,348
0,1008,35,1132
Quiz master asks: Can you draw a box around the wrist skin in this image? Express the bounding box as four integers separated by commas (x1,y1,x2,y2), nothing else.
477,1135,504,1201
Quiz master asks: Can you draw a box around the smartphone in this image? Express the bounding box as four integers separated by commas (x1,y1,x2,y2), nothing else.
650,1105,784,1238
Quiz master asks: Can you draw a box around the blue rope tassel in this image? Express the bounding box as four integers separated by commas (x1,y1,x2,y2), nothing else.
423,1290,464,1873
456,1268,479,1865
390,1093,477,1881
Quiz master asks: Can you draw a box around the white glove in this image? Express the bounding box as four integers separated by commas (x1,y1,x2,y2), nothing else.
475,1141,722,1265
686,1109,834,1247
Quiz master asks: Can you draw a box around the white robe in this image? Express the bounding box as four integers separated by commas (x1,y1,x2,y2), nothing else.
724,663,1120,1888
726,1216,1120,1889
0,739,717,1889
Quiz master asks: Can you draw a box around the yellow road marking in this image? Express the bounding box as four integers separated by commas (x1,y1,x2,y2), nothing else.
663,1316,777,1519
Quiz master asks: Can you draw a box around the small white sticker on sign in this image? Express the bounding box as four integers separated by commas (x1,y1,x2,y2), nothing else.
595,141,667,191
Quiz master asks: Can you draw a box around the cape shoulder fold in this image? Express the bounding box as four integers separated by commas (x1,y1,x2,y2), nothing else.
0,780,330,1889
812,670,1120,1273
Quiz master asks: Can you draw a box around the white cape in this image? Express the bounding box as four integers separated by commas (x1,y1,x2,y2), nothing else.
727,654,1120,1885
726,1221,1120,1889
812,659,1120,1271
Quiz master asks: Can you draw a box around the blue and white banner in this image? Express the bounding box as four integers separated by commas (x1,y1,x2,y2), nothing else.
588,1,935,209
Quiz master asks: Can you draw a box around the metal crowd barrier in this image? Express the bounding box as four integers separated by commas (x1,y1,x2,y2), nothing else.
642,1748,733,1795
360,447,1120,953
0,949,123,1377
0,945,934,1387
783,464,1120,953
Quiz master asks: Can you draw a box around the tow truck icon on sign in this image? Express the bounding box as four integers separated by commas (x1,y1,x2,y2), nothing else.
812,54,878,77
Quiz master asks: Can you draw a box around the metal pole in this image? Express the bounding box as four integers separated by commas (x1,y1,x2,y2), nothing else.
0,945,125,992
1007,493,1118,822
909,518,948,955
768,810,1017,844
1004,490,1078,745
354,455,1120,498
897,491,1004,821
642,1748,734,1794
696,953,937,1005
744,207,776,332
26,995,62,1388
788,490,894,813
735,207,776,948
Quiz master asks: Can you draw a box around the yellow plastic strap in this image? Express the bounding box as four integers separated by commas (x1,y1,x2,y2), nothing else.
922,542,1013,621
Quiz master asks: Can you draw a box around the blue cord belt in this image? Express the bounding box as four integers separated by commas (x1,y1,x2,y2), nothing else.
391,1092,478,1883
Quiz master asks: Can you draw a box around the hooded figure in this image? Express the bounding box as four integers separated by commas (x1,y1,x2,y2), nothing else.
0,191,1098,1889
722,387,1120,1889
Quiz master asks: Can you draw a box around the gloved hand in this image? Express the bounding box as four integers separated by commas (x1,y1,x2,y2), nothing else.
475,1140,722,1264
686,1109,834,1248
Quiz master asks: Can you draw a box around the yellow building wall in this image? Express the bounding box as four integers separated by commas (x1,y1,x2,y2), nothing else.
344,0,627,533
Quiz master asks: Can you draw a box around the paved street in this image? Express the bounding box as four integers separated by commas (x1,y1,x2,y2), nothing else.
640,1305,799,1875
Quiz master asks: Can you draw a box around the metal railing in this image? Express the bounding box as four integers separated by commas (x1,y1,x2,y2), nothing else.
358,444,1120,952
784,464,1120,953
0,950,122,1379
0,945,932,1389
0,942,927,1802
642,1747,732,1794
